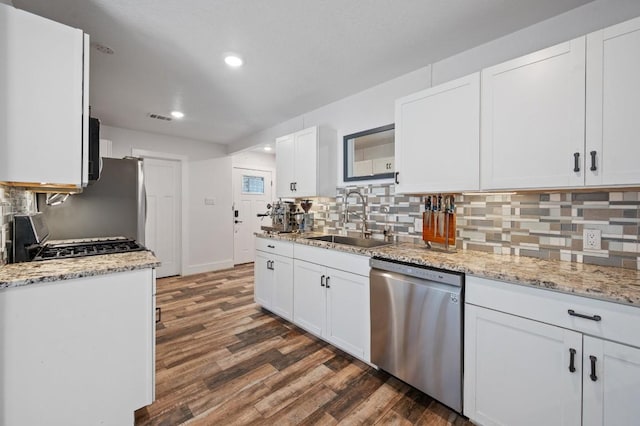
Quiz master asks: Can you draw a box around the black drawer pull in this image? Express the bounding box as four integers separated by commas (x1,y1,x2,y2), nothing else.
267,244,275,249
568,309,601,322
320,275,325,287
395,172,400,184
590,355,598,381
326,276,331,288
569,348,576,373
573,152,580,172
590,151,597,171
156,307,161,324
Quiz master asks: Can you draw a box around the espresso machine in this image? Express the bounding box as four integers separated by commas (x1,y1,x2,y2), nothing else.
258,200,298,233
257,200,314,233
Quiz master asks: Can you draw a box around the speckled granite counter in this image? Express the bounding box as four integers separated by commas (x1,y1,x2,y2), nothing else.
0,251,160,290
257,233,640,306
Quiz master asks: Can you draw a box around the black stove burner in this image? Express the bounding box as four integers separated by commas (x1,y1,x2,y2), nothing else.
33,239,146,261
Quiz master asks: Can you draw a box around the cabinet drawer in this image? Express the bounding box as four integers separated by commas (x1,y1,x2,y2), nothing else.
466,275,640,348
255,238,293,257
294,244,370,277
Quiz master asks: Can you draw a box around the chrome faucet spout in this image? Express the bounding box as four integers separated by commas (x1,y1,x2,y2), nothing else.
344,190,369,238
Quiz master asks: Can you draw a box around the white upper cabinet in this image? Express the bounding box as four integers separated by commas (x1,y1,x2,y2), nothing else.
586,16,640,187
481,37,586,190
275,126,337,198
395,72,480,194
275,133,295,198
0,4,89,188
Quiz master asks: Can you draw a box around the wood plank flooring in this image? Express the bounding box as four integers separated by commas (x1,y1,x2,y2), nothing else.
135,263,472,426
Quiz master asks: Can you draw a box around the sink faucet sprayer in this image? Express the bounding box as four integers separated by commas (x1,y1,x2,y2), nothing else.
344,190,370,239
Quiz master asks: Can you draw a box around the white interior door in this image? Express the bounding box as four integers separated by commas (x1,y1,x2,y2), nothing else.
144,157,181,278
233,168,272,265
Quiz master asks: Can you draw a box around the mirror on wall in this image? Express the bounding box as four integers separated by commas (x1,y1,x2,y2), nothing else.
343,124,395,182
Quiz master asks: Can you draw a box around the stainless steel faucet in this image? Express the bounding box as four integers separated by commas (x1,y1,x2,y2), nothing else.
344,190,370,239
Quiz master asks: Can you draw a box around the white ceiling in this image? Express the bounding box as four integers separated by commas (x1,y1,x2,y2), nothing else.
14,0,593,148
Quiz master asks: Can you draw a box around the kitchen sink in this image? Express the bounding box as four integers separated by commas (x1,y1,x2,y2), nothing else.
305,234,391,248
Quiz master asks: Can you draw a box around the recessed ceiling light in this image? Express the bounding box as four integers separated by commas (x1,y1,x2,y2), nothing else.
264,146,272,152
170,111,184,119
224,55,243,67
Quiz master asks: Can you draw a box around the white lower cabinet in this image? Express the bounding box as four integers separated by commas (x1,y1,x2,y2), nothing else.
253,238,371,363
0,268,155,426
254,250,294,321
583,337,640,426
293,259,369,361
465,305,582,426
465,276,640,426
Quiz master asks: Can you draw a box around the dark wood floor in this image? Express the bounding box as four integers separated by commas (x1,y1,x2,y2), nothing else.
135,263,472,425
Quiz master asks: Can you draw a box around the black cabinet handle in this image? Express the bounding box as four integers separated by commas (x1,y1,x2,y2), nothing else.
568,309,602,322
294,182,297,191
289,182,294,191
267,260,274,270
569,348,576,373
590,355,598,381
326,276,331,288
155,307,161,324
573,152,580,172
395,172,400,184
590,150,597,171
267,244,275,249
320,275,325,287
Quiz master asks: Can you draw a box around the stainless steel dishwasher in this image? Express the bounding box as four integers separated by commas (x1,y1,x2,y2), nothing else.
370,257,463,413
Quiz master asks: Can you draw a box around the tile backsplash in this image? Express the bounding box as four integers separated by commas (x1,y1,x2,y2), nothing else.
305,183,640,270
0,185,37,264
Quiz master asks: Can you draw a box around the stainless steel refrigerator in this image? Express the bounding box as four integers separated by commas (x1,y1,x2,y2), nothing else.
37,157,146,243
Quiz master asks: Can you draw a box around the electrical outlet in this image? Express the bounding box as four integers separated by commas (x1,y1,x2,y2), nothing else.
583,228,601,251
204,198,216,206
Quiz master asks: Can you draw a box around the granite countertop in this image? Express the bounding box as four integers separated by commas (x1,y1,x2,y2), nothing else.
256,232,640,306
0,250,161,290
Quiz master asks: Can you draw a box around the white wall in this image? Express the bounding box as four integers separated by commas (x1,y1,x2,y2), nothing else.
231,151,276,171
0,0,14,5
185,156,234,274
101,125,226,160
229,0,640,189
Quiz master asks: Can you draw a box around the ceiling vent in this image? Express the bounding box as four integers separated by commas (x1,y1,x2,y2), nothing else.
91,42,114,55
147,113,172,122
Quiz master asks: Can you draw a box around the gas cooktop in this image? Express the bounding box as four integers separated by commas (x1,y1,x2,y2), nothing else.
33,238,146,261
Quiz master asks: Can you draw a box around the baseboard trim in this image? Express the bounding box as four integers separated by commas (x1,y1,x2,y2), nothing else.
182,259,235,276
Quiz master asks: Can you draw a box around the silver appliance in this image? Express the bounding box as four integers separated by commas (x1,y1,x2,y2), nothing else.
37,157,146,243
10,212,144,263
370,257,464,413
258,201,300,233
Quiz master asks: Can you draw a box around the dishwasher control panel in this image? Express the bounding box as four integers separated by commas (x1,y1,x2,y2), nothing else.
370,257,463,287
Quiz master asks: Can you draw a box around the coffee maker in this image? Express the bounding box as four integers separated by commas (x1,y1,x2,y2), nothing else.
258,201,299,233
257,200,314,233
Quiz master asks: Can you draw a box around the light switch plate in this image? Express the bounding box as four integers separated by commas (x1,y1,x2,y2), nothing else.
583,229,601,251
204,198,216,206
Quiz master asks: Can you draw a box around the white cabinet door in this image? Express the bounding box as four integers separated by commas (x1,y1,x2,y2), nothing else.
396,72,480,193
293,259,326,336
254,251,273,308
0,269,154,425
271,253,294,321
292,127,318,197
0,5,87,187
583,336,640,426
275,133,295,198
586,17,640,186
464,304,582,426
324,268,369,360
481,38,586,190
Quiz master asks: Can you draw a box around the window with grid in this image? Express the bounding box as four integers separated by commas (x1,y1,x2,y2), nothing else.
242,175,264,194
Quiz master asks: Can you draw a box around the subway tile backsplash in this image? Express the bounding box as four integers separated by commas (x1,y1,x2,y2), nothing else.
305,183,640,270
